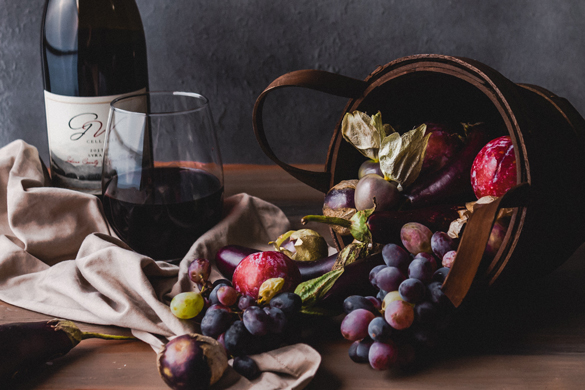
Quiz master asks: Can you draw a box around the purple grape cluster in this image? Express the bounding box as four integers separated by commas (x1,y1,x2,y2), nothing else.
341,224,458,370
176,259,303,379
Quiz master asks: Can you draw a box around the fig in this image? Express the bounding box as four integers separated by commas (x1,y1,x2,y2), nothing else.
157,333,228,390
471,135,517,198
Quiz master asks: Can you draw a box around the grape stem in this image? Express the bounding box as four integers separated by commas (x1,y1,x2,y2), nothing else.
301,215,352,228
81,332,136,341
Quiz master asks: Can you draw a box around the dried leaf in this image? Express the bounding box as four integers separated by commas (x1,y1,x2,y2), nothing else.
257,277,285,304
379,124,431,190
341,111,394,161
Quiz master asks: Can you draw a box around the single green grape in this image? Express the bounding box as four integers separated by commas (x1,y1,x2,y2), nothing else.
170,292,205,319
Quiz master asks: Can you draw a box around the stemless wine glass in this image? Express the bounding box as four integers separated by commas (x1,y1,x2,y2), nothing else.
102,91,224,261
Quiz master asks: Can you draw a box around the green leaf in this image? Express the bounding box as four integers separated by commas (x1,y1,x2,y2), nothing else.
379,124,431,190
294,268,344,309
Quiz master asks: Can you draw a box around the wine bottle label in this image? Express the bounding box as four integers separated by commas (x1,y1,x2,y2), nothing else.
43,89,145,193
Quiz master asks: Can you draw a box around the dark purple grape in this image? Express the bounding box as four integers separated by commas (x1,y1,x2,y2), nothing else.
431,231,457,260
212,279,232,288
376,289,388,300
412,327,438,349
233,355,261,380
427,281,452,308
217,285,238,307
343,295,379,315
340,308,376,341
264,306,287,334
400,222,433,254
398,278,426,304
269,292,302,316
408,258,434,284
369,264,387,289
358,160,383,178
349,337,373,363
243,306,270,336
414,301,439,325
354,174,400,212
442,250,457,268
413,252,438,271
188,258,211,285
224,320,252,357
433,267,450,283
237,295,257,311
365,296,382,310
368,340,398,370
367,316,393,342
200,307,236,338
381,243,411,272
209,282,230,305
375,266,405,293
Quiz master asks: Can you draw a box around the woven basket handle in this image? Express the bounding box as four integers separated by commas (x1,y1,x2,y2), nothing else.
442,182,531,307
252,69,368,193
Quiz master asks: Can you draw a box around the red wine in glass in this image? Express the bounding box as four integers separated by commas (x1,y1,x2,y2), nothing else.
103,166,223,261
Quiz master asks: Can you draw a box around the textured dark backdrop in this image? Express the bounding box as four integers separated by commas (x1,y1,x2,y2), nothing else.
1,0,585,166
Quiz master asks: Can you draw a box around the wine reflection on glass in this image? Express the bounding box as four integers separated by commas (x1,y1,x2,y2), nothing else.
102,92,224,262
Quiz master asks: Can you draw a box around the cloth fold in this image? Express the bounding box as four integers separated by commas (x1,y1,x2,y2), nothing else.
0,140,321,390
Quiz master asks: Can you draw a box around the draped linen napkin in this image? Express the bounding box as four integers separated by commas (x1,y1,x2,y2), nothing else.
0,140,321,390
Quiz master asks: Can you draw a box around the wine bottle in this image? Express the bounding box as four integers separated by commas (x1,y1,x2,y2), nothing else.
41,0,149,194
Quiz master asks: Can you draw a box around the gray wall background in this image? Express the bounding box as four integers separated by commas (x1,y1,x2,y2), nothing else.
1,0,585,166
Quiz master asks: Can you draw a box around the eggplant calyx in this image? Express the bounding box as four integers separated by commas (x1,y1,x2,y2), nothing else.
302,205,376,244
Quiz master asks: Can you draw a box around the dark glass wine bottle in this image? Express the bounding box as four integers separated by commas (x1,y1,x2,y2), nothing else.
41,0,149,194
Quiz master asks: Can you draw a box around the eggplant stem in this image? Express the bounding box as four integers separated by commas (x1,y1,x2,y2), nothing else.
302,215,352,228
81,331,137,341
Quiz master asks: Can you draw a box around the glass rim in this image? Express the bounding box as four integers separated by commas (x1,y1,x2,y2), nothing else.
110,91,210,117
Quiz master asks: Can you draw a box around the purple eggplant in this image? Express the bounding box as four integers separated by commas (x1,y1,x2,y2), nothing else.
215,245,338,282
404,123,492,207
0,319,135,383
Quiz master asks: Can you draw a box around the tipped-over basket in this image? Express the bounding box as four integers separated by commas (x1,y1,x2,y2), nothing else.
252,54,585,307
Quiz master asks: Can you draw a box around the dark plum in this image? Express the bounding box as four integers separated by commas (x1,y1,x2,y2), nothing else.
233,355,261,380
340,309,376,341
368,340,398,370
431,231,457,260
269,292,302,316
354,174,400,212
369,264,388,289
343,295,379,315
349,338,373,363
368,316,393,342
201,307,236,338
433,267,450,283
400,222,433,255
157,334,227,390
398,278,426,304
408,258,434,284
381,243,411,272
223,320,252,357
375,266,405,293
414,301,439,325
237,295,257,311
264,306,287,334
242,306,271,337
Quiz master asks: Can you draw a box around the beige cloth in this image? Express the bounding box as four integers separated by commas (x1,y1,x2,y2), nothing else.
0,140,321,389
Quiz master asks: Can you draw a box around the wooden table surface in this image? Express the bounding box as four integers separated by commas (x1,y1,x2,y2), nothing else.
2,164,585,389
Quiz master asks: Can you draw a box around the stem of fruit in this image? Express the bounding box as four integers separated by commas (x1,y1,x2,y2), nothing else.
81,332,137,341
301,215,352,229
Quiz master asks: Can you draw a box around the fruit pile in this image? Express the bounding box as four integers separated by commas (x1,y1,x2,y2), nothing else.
169,253,305,380
341,223,457,370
